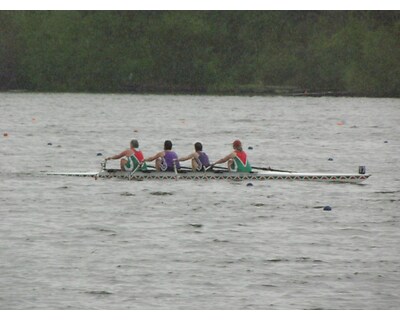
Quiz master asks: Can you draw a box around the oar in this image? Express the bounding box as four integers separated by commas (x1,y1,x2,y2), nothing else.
172,160,193,174
210,164,290,173
179,165,217,173
101,159,108,170
96,159,108,179
206,164,229,172
145,165,158,171
252,166,293,173
146,164,191,173
129,162,144,180
179,165,193,171
180,164,217,172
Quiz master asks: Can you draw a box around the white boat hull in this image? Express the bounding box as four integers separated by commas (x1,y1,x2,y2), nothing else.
92,169,370,183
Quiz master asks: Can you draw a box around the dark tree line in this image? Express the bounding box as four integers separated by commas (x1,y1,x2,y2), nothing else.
1,11,399,97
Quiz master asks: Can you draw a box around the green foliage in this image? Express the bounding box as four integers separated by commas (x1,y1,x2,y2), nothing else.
344,23,400,97
0,11,399,96
0,11,20,89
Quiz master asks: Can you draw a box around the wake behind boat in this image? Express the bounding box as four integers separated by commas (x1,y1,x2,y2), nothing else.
46,161,371,183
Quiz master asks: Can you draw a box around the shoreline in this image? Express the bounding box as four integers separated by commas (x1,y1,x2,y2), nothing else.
1,85,398,98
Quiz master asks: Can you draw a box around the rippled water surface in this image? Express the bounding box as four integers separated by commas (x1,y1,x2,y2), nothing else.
0,93,399,309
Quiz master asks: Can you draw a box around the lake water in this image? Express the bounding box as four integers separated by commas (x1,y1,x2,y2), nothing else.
0,93,399,309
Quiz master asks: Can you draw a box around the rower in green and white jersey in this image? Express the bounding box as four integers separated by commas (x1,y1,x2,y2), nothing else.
106,139,147,171
212,139,252,172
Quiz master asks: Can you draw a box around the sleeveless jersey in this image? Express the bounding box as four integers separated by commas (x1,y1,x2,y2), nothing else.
161,151,180,171
124,148,147,171
231,150,252,172
195,151,210,171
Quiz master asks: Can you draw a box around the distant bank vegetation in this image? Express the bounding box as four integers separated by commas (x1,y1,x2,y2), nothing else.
1,11,399,97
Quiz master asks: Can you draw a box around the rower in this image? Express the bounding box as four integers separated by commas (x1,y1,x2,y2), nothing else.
106,139,147,171
144,140,181,172
178,142,211,171
212,139,252,172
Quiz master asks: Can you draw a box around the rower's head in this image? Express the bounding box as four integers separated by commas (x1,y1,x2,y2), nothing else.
233,139,242,151
194,142,203,152
164,140,173,150
130,139,139,148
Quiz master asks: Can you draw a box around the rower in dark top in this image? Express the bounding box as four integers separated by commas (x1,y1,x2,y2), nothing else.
144,140,181,172
178,142,211,171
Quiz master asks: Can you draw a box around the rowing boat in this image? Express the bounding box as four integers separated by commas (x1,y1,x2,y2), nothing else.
47,163,371,183
98,169,369,183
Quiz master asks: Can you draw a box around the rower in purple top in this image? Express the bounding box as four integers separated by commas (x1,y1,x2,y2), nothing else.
144,140,181,172
178,142,211,171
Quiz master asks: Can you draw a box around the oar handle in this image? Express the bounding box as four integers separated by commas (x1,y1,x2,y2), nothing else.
129,162,144,180
207,164,229,172
179,165,193,170
101,159,108,170
252,166,293,173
